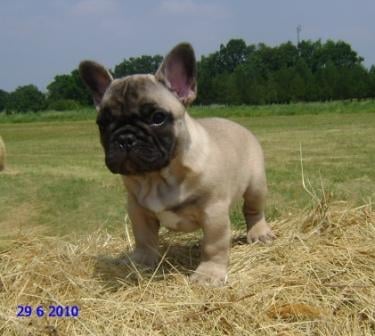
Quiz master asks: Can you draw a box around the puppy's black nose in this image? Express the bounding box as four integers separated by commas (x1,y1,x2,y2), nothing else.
118,133,136,149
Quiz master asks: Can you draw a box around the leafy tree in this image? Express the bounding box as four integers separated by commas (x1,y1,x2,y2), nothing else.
272,67,296,103
233,61,266,104
113,55,163,78
315,61,340,101
369,66,375,97
48,99,81,111
210,73,241,104
294,59,315,101
343,64,370,99
289,73,306,102
4,38,375,110
217,39,253,73
6,85,46,112
298,40,323,72
196,53,222,104
319,40,363,69
47,70,91,106
277,42,299,68
0,89,9,112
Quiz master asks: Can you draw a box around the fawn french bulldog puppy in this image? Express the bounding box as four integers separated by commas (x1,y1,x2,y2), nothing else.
79,43,274,286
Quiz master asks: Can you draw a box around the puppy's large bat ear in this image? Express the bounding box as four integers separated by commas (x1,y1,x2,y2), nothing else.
155,43,197,106
79,61,113,109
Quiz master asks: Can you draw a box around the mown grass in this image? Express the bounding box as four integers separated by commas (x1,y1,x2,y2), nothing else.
190,99,375,118
1,99,375,124
0,121,124,238
0,105,374,238
0,108,95,124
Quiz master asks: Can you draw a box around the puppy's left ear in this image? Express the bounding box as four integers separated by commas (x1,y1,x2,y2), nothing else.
155,43,197,106
79,60,113,109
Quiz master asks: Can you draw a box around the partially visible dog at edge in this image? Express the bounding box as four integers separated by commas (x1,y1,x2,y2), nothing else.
0,136,5,171
79,42,275,286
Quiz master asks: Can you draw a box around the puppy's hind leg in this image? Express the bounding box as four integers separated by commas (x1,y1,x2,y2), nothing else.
243,181,275,243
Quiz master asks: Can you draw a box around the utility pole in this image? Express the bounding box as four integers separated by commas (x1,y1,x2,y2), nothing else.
297,25,302,46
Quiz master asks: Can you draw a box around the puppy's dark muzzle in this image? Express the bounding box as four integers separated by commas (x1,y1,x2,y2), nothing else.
105,125,152,175
104,127,136,174
116,133,137,150
103,124,171,175
111,125,142,153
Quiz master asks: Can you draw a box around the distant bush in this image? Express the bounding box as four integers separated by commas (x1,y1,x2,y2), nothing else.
5,85,46,113
48,99,81,111
47,70,92,106
197,39,375,105
0,90,8,112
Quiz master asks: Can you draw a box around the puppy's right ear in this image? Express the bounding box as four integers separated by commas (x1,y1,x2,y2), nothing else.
155,43,197,106
79,61,113,109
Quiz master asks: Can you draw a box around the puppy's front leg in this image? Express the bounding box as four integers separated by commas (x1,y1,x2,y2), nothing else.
191,202,231,286
126,193,160,268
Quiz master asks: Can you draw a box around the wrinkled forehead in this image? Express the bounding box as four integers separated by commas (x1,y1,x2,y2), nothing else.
100,74,183,116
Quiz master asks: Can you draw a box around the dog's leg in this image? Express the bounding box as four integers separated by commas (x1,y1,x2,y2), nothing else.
125,194,160,268
190,202,231,286
243,180,274,243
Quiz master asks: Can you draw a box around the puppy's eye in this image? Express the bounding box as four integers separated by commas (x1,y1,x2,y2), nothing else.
151,111,167,126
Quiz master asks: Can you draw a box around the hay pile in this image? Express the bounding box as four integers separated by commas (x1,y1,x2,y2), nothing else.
1,201,374,335
0,136,5,171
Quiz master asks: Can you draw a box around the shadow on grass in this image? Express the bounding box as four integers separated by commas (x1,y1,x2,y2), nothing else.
93,234,249,290
93,241,200,290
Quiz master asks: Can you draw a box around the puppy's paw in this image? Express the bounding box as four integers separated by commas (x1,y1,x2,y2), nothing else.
119,248,160,269
190,262,228,287
247,220,275,243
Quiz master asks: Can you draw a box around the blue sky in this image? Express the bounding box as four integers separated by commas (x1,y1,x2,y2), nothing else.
1,0,374,92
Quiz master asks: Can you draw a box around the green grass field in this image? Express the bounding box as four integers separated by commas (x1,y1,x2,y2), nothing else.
1,99,375,123
1,103,374,238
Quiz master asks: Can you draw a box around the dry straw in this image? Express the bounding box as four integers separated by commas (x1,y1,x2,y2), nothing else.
0,197,374,335
0,136,5,171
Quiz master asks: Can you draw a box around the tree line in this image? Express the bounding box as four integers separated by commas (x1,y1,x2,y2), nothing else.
1,39,375,113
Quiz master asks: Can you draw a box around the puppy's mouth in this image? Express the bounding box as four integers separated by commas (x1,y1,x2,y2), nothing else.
104,128,172,175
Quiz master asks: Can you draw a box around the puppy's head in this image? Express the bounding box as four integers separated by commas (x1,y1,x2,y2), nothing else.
79,43,197,175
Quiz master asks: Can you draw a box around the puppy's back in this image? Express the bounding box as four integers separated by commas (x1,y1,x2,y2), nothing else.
195,117,266,201
196,117,263,159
